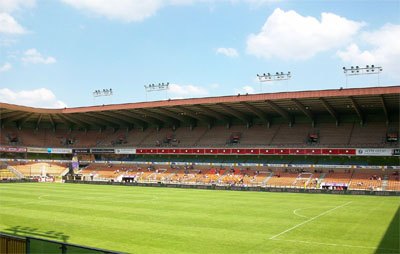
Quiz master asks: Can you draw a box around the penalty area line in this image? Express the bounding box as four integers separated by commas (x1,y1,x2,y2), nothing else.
269,201,353,240
293,208,308,218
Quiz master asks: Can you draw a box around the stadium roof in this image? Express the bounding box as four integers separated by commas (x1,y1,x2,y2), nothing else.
1,86,399,129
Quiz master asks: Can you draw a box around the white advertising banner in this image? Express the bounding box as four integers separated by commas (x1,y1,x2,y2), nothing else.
115,148,136,154
27,147,48,153
356,149,393,156
50,148,73,154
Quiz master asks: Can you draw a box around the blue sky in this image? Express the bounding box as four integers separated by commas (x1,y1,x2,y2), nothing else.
0,0,399,108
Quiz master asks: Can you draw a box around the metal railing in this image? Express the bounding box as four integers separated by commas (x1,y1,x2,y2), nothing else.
0,232,124,254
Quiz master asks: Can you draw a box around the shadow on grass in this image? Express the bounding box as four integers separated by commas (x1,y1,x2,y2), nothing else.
4,225,70,243
375,206,399,254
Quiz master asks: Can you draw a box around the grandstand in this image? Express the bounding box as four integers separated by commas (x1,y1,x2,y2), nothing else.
0,86,399,192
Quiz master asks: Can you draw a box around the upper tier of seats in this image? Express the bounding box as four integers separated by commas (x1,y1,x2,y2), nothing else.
1,121,398,148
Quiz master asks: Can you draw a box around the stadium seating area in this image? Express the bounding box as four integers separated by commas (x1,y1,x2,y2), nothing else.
1,159,398,191
349,171,384,190
0,168,17,179
1,121,398,148
73,163,400,191
8,162,68,177
387,172,400,191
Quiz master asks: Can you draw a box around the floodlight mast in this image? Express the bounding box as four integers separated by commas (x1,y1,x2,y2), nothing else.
342,65,383,87
92,88,114,104
257,72,291,92
144,82,170,101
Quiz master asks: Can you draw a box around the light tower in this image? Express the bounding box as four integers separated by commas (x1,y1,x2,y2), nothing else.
342,65,383,87
144,82,170,101
92,88,114,105
257,71,291,92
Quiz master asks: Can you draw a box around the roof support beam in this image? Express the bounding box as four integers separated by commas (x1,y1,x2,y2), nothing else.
193,104,230,123
58,114,92,129
54,114,73,129
292,99,314,126
114,110,156,127
3,112,32,125
0,111,27,120
70,114,107,128
265,100,293,126
81,113,121,128
349,96,364,125
217,103,250,125
100,111,147,129
240,102,271,127
35,114,43,130
153,108,192,123
380,95,389,125
86,112,132,128
320,98,339,126
175,106,213,124
0,111,27,121
48,114,56,130
17,113,36,129
135,109,174,125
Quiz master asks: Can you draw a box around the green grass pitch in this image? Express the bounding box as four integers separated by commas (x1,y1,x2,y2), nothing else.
0,183,399,254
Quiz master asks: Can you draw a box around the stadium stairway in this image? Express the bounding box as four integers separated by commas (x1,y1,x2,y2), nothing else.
261,172,274,186
349,170,356,186
193,128,209,146
382,175,389,191
346,122,356,145
316,173,326,188
61,167,70,177
216,169,230,184
6,166,24,179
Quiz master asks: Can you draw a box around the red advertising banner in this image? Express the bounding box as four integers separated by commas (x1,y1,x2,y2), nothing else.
217,149,232,154
260,149,274,154
205,148,218,154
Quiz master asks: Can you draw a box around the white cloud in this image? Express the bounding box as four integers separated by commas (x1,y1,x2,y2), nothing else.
0,0,35,13
246,8,364,60
22,48,56,64
216,47,239,58
0,88,67,108
337,43,375,63
337,24,400,76
0,62,12,72
61,0,165,22
242,0,281,6
168,83,208,97
0,12,26,34
0,1,35,35
234,85,255,94
60,0,282,22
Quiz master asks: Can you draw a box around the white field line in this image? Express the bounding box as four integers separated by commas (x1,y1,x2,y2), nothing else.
1,194,51,208
269,201,353,240
271,238,398,252
38,194,49,200
293,208,308,218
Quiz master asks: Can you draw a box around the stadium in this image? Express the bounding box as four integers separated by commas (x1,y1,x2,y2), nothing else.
0,85,399,253
1,1,400,254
